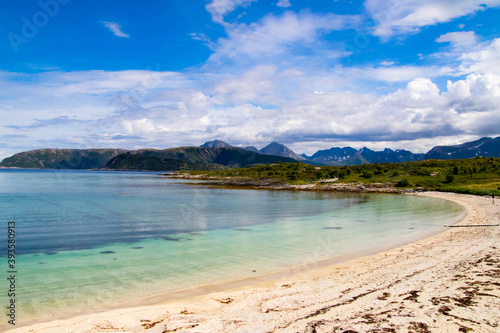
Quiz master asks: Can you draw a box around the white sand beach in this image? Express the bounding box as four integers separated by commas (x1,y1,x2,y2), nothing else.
7,192,499,333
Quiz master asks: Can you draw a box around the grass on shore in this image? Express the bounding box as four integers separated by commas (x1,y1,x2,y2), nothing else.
183,157,500,196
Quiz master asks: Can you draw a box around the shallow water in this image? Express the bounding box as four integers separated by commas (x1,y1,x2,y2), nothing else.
0,169,465,322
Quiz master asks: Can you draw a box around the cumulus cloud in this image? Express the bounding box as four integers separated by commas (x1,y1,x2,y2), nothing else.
276,74,500,145
444,73,500,113
365,0,500,38
103,21,130,38
113,72,500,150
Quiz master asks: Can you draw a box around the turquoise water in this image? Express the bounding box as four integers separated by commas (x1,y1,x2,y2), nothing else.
0,169,465,322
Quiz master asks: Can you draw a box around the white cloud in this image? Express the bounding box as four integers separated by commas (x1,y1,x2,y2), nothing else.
458,38,500,75
213,65,278,104
429,35,500,78
2,67,500,159
205,0,257,24
333,64,455,85
189,33,213,48
365,0,500,38
0,69,197,156
103,21,130,38
206,11,360,68
276,74,500,146
444,73,500,112
375,74,500,136
168,71,500,150
380,61,395,66
277,0,292,8
436,31,477,47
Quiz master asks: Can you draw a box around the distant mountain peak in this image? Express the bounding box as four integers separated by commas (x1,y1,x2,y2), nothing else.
200,140,232,148
260,142,305,160
425,136,499,160
244,146,260,153
262,141,282,149
307,145,423,165
309,147,357,164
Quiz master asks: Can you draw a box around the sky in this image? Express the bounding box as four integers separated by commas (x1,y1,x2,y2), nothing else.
1,0,500,160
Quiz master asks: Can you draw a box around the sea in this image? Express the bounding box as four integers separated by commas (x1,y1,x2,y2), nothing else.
0,169,466,324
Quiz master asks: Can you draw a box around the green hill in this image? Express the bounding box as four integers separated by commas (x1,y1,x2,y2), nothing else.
0,148,128,169
104,147,298,171
0,146,299,171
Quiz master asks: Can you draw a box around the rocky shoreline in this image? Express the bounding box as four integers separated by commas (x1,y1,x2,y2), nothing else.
161,172,420,194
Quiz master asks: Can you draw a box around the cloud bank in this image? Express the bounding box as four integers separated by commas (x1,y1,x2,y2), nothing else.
2,65,499,157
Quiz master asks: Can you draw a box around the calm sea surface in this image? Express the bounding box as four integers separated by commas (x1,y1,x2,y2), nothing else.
0,169,465,322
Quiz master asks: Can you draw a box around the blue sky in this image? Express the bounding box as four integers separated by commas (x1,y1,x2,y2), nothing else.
1,0,500,159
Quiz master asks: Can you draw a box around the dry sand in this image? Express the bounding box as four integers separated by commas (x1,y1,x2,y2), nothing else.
7,192,500,333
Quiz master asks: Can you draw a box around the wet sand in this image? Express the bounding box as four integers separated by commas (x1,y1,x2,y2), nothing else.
6,192,499,332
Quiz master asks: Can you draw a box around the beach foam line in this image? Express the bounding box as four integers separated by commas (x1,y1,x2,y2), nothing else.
445,224,499,227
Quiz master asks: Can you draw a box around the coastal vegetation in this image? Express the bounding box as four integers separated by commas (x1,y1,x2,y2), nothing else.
183,157,500,196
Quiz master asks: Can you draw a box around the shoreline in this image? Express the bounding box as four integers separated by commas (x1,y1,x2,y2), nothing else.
161,173,420,194
5,192,499,332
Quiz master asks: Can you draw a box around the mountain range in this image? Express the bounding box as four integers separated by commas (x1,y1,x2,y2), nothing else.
0,137,499,171
201,140,305,161
0,146,297,171
199,137,500,166
104,146,297,171
238,137,499,166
